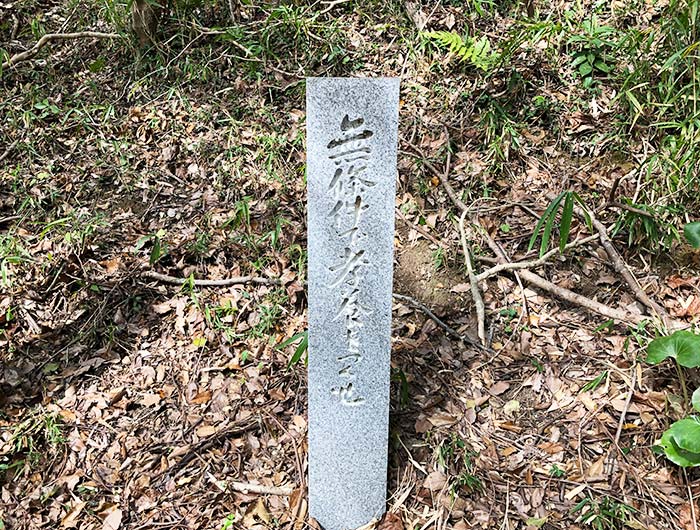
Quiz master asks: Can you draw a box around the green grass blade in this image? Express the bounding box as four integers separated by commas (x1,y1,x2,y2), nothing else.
559,192,574,252
528,192,565,253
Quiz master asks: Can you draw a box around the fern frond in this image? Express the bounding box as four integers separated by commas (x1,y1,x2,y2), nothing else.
422,31,472,62
422,30,497,70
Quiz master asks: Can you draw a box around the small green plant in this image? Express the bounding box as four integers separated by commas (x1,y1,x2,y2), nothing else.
221,513,236,530
571,495,635,529
135,229,168,265
611,201,681,250
528,191,591,257
422,31,497,71
431,247,446,271
5,410,65,470
549,464,566,477
435,433,483,493
277,331,308,367
567,16,617,88
646,330,700,467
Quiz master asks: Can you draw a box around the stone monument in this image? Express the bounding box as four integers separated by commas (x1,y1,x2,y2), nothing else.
306,77,400,530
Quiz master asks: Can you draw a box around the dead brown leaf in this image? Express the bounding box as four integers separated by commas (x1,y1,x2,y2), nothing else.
377,512,403,530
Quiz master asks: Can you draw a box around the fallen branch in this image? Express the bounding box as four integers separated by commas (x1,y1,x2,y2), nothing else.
478,221,650,325
228,481,294,496
142,270,282,287
2,31,122,70
459,210,486,346
392,293,490,351
0,140,18,163
475,233,601,282
405,141,659,326
586,207,671,327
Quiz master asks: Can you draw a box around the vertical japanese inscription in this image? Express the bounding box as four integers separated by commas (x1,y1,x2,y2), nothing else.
326,114,375,406
307,77,399,530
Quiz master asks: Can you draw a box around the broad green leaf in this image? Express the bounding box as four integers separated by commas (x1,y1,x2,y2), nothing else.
579,62,593,76
559,192,573,252
571,54,587,67
659,417,700,467
646,330,700,367
684,222,700,248
692,387,700,413
594,59,612,73
660,424,700,467
672,416,700,453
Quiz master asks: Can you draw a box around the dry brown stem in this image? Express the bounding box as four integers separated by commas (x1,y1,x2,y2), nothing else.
459,210,486,345
228,481,294,496
2,32,122,70
585,208,671,327
392,293,489,351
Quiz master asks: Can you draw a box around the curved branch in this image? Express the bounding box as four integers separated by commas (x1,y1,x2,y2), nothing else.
2,32,122,70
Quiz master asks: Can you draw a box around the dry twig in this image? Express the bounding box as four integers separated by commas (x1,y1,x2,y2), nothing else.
0,140,19,163
475,234,601,282
2,32,122,70
459,210,486,345
228,481,294,496
613,364,637,449
392,293,489,351
586,207,672,327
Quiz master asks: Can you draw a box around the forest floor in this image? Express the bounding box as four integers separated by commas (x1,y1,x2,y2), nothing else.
1,1,700,529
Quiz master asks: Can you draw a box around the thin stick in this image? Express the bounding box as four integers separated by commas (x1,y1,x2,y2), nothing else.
683,469,698,530
600,202,655,218
585,207,671,327
395,208,448,249
2,32,123,69
613,365,637,449
142,270,281,287
319,0,351,15
228,481,294,496
475,233,601,282
0,140,18,163
392,293,490,351
459,210,486,345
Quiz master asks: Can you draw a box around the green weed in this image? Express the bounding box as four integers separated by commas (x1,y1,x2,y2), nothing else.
571,495,635,530
3,410,65,471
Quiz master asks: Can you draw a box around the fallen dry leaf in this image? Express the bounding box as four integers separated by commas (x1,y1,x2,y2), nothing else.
102,508,122,530
377,512,403,530
423,470,447,491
